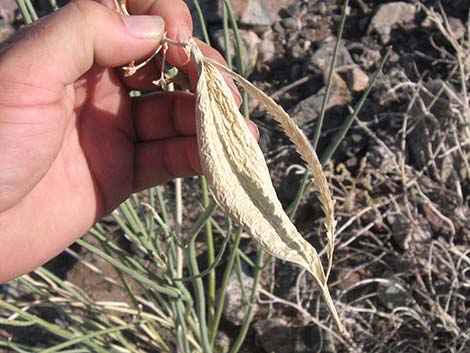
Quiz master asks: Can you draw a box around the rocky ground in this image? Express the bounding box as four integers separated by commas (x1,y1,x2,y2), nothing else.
1,0,470,352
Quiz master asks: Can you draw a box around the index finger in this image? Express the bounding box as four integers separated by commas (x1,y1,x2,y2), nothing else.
126,0,192,67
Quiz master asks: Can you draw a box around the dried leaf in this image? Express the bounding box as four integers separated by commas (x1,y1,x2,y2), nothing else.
187,40,343,333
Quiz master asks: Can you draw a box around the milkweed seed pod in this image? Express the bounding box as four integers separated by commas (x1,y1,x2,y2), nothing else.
186,39,343,333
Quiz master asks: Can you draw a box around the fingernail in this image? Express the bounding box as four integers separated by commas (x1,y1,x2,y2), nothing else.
246,120,260,141
175,27,192,65
123,15,165,39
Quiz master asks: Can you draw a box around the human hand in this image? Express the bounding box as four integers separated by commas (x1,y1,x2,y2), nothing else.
0,0,257,282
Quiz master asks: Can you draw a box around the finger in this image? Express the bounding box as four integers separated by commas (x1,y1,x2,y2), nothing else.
0,0,165,106
134,91,196,141
121,39,243,106
133,90,259,141
134,137,202,191
126,0,193,67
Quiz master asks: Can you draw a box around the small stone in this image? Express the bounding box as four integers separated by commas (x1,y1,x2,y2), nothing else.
238,0,274,26
273,21,284,33
264,0,296,21
211,28,260,75
377,280,412,310
280,17,298,30
309,39,354,73
0,0,17,24
347,67,369,92
257,31,276,64
449,17,466,40
368,2,417,43
214,331,231,353
0,22,14,44
289,74,351,130
187,0,273,26
222,269,258,326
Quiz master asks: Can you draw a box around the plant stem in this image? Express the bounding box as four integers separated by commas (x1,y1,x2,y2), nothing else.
193,0,211,45
201,177,216,333
229,248,264,353
209,230,242,347
311,0,350,150
288,47,391,219
223,0,249,117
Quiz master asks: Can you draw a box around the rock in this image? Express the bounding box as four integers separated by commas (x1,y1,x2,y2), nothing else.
387,210,431,251
0,0,17,24
280,17,299,30
289,74,351,129
257,30,276,64
377,279,412,310
347,67,369,92
347,43,382,70
191,0,274,26
0,22,14,44
222,269,258,326
264,0,296,21
309,40,354,74
254,318,336,353
368,2,417,43
335,268,365,291
448,17,466,40
289,94,324,128
214,331,231,353
211,28,260,75
238,0,274,26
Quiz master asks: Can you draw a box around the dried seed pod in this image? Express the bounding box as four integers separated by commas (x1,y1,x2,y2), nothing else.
187,40,343,332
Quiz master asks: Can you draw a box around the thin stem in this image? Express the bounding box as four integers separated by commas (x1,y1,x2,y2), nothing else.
187,225,213,353
76,239,180,298
175,178,184,277
222,2,233,69
229,248,264,353
193,0,211,45
16,0,32,24
223,0,249,117
24,0,38,21
209,230,242,346
312,0,350,150
288,47,391,219
201,177,216,332
321,47,391,164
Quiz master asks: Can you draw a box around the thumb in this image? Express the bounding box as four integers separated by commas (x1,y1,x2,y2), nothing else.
0,0,164,105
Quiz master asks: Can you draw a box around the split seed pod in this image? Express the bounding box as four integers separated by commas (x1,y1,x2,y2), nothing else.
186,39,343,333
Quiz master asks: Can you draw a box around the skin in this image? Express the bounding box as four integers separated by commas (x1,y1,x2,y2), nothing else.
0,0,257,283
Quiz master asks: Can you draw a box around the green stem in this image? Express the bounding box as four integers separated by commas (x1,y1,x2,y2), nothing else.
288,47,391,219
223,0,249,117
229,248,264,353
222,1,233,69
201,177,216,332
76,239,180,298
320,47,392,164
193,0,211,45
312,0,349,150
16,0,32,24
187,225,213,353
24,0,38,21
209,230,242,346
41,322,144,353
